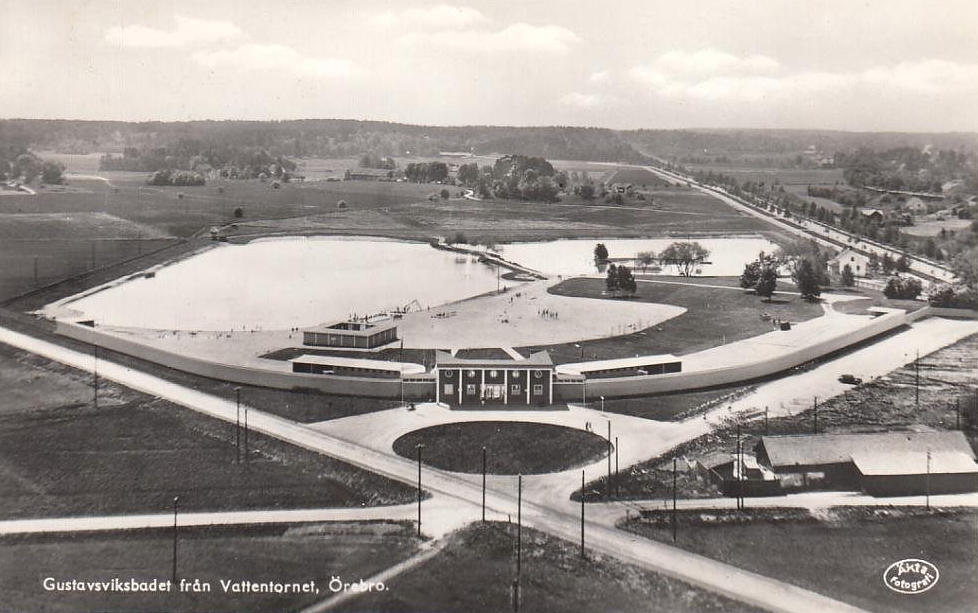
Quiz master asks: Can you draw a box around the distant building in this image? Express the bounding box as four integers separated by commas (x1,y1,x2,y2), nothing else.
859,208,885,223
434,351,553,407
556,354,682,379
290,354,424,379
303,320,398,349
827,248,872,277
852,451,978,496
754,430,978,493
904,197,929,215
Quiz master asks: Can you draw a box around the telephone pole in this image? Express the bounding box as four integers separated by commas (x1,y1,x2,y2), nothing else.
482,446,487,522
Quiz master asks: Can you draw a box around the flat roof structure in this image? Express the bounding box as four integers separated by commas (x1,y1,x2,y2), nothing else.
435,350,553,369
757,430,975,469
556,354,680,377
289,354,425,375
851,451,978,476
303,320,397,349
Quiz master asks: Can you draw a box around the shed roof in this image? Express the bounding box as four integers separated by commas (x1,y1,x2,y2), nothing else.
852,451,978,476
758,430,975,468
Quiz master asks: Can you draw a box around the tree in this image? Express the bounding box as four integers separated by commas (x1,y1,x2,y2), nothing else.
577,183,595,199
439,188,450,199
755,266,778,301
605,264,619,292
636,251,656,273
660,242,710,276
883,275,922,299
793,258,822,300
740,261,761,289
896,253,911,273
40,161,65,184
617,265,637,295
233,207,244,218
841,264,855,288
594,243,609,262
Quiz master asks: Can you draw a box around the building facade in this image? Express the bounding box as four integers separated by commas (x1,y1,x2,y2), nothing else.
303,321,397,349
434,351,553,407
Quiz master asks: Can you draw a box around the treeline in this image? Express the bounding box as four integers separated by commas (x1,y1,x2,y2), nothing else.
0,147,64,184
99,145,297,181
454,155,562,203
1,119,650,164
837,147,978,193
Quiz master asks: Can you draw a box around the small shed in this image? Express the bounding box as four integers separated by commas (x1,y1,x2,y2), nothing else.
852,451,978,496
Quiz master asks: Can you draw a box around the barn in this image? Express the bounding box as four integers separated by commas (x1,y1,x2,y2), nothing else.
434,351,553,407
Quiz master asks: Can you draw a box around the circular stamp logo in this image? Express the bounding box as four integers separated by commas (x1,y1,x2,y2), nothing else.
883,559,940,594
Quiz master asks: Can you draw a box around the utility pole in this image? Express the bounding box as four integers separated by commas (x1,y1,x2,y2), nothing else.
915,349,920,409
399,338,405,407
416,444,423,538
93,346,99,410
235,387,241,463
736,422,742,511
580,470,585,558
671,457,677,542
764,406,769,435
813,396,818,435
243,405,249,463
615,436,619,499
925,450,931,510
516,474,522,576
171,496,179,584
956,398,960,430
606,419,612,500
482,445,486,521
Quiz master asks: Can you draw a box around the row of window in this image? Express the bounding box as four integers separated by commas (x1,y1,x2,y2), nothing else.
443,383,545,396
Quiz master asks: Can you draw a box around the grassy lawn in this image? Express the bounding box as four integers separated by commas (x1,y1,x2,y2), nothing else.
573,334,978,502
0,522,419,613
518,277,824,364
0,342,418,518
392,422,608,475
596,385,755,421
619,507,978,613
350,521,765,613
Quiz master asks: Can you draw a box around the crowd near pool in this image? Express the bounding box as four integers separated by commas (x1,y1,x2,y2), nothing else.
57,235,781,331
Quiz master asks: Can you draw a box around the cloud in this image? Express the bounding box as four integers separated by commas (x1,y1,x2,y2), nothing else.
105,15,243,48
193,44,364,78
630,52,978,103
400,23,581,53
558,92,606,109
370,4,488,28
589,70,609,83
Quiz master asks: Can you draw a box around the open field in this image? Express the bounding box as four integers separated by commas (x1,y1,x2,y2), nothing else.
602,166,672,187
0,522,419,613
575,333,978,501
518,278,825,364
391,422,608,475
620,506,978,613
0,341,418,518
684,165,846,187
350,521,765,613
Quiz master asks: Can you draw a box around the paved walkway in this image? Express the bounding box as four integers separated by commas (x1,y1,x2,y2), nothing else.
0,323,884,613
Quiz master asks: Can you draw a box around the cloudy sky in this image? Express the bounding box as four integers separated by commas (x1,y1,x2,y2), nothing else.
2,0,977,131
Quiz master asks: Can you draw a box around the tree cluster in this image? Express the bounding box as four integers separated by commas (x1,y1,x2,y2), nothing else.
659,242,710,276
605,264,637,296
358,154,396,170
927,283,978,310
404,162,448,183
147,169,206,186
0,148,64,184
740,251,780,300
883,275,923,299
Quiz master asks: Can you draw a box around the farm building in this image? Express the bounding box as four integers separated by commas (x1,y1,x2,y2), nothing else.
556,354,682,379
693,452,780,496
290,355,425,379
851,451,978,496
828,248,873,277
435,351,554,407
904,197,929,215
859,208,885,223
303,320,398,349
755,430,977,493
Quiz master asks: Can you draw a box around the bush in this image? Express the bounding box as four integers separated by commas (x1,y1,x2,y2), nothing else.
233,207,244,218
883,275,923,299
927,284,978,309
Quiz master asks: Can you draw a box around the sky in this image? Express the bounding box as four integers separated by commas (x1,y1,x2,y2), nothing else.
2,0,977,131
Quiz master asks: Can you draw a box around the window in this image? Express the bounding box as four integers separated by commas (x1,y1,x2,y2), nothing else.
533,384,543,395
466,384,477,395
444,384,454,396
511,384,521,395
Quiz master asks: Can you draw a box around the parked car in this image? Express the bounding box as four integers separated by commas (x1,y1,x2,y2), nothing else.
838,374,863,385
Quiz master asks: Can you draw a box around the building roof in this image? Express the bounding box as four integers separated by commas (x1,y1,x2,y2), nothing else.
289,354,425,374
304,320,397,334
827,248,870,265
695,452,735,469
434,350,552,368
852,451,978,476
556,354,679,376
758,430,975,468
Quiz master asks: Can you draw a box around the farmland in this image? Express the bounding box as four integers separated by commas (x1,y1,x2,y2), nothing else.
0,341,418,518
0,522,419,613
349,522,765,613
620,506,978,613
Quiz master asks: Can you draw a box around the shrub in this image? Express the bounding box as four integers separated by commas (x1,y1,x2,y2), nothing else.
927,284,978,309
883,275,923,299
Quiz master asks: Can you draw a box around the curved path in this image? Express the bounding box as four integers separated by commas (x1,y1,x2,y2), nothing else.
0,323,875,613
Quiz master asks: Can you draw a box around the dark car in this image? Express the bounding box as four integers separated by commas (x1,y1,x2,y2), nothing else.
838,374,863,385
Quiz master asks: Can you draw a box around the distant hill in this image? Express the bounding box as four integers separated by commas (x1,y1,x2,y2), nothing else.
1,119,975,165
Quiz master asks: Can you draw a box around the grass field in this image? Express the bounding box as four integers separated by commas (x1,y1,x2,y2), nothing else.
0,522,419,613
392,422,608,475
684,165,845,187
350,521,765,613
518,278,825,365
620,507,978,613
574,334,978,501
0,342,418,518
